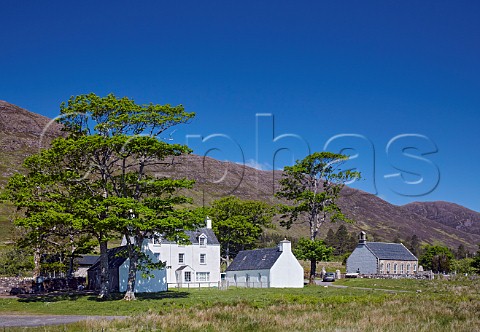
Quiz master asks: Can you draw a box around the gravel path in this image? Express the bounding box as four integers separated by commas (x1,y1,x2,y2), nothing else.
0,314,126,327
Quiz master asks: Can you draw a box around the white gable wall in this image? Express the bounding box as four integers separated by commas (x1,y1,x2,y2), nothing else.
269,248,304,288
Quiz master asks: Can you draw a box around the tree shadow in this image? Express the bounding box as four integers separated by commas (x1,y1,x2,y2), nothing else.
86,291,190,302
17,291,94,303
17,290,190,303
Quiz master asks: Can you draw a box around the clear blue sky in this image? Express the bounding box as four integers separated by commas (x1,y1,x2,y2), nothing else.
1,1,479,211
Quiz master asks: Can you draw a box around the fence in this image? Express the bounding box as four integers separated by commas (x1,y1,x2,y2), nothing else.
167,280,270,290
167,281,221,290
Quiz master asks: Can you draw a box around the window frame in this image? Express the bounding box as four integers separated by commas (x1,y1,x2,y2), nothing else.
200,253,206,264
179,253,185,264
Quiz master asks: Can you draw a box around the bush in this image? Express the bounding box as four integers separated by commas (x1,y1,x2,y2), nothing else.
0,246,34,277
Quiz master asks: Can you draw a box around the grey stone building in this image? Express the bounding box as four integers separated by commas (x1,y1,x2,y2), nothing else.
346,232,418,275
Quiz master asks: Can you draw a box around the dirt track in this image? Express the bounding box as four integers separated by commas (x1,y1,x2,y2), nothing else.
0,314,125,327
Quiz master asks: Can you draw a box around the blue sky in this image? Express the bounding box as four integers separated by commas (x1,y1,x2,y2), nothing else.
1,1,479,211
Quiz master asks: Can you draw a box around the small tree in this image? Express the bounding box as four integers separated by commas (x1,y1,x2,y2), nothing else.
207,196,274,265
276,152,360,283
455,244,469,260
293,238,334,273
419,245,455,273
408,234,421,257
472,244,480,273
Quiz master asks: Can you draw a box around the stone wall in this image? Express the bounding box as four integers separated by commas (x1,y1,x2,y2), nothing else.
0,276,87,295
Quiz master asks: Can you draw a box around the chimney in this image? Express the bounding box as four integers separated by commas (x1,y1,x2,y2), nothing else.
278,239,291,252
205,216,212,229
359,231,367,245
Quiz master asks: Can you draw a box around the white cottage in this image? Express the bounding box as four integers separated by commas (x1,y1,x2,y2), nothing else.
117,217,221,292
225,240,304,288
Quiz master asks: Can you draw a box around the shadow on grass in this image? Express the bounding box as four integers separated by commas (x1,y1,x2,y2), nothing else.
17,290,190,303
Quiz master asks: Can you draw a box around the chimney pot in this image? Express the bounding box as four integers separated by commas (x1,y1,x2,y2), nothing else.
359,231,367,244
205,216,212,229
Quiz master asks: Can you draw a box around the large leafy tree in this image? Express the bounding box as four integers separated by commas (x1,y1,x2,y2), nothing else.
5,93,195,300
206,196,274,265
419,245,455,273
276,152,360,283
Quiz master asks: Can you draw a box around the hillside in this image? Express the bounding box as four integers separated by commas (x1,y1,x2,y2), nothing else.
403,201,480,237
1,101,479,251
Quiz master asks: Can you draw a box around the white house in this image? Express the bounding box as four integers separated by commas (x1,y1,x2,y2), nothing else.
225,240,304,288
117,217,221,292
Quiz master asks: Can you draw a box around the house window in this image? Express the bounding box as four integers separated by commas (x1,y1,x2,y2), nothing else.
394,264,398,274
400,264,404,274
386,263,391,273
179,253,185,264
200,253,206,264
196,272,210,282
414,264,417,272
407,264,410,274
258,273,262,282
199,236,207,247
184,271,191,282
380,263,384,273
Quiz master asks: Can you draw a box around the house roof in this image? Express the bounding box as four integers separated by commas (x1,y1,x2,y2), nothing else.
87,246,128,271
76,255,99,266
158,227,220,245
124,227,220,246
365,242,417,261
225,248,282,271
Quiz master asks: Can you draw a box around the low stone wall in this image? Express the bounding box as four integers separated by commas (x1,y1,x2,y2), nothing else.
0,277,34,295
0,276,87,295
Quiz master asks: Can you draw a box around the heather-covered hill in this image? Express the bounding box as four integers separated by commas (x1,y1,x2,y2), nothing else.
403,201,480,237
0,101,479,251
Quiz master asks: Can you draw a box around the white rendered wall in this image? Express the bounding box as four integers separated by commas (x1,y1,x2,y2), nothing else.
269,250,304,288
146,239,221,286
225,269,270,287
119,245,168,293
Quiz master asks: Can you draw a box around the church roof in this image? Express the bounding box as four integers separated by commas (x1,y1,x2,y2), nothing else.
365,242,417,261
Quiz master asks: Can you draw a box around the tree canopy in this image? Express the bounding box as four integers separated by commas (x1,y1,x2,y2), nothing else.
419,245,455,273
4,93,196,300
203,196,275,265
276,152,360,283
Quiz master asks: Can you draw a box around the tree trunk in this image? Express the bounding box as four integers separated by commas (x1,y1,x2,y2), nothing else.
67,235,76,278
33,245,41,279
98,240,110,299
123,248,138,301
309,259,317,284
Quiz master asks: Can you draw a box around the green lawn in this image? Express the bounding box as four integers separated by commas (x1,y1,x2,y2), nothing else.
1,277,479,331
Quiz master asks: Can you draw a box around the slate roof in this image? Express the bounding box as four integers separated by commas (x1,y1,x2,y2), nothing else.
225,248,282,271
87,246,128,271
125,227,220,246
365,242,417,261
76,255,99,266
185,228,220,245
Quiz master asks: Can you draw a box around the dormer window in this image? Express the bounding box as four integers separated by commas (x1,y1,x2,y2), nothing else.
199,235,207,247
152,234,161,245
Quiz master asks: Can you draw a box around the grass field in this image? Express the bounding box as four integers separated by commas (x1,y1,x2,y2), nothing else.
0,277,479,331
